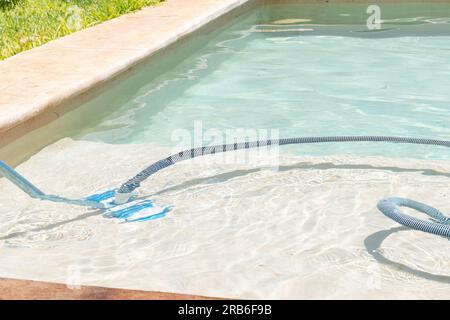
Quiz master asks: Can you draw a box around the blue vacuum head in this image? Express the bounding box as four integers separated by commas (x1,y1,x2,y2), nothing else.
85,189,172,223
0,160,171,223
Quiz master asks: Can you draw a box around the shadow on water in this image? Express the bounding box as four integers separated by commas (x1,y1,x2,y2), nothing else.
364,227,450,284
0,209,103,241
151,161,450,196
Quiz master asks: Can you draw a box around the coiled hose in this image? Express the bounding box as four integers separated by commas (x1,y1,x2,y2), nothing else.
117,136,450,237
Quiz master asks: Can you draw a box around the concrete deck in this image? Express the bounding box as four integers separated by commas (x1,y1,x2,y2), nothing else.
0,278,222,300
0,0,253,148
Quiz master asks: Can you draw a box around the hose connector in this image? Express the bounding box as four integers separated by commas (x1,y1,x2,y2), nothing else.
114,191,136,205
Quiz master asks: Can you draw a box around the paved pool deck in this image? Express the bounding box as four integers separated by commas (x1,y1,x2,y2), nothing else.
0,0,254,148
0,277,223,300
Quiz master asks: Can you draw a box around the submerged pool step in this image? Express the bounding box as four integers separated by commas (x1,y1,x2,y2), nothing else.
1,136,448,236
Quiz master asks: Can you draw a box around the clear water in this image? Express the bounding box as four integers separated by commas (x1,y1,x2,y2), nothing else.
67,3,450,160
1,3,450,299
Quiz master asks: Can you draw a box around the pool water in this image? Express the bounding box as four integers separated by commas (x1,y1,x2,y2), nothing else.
71,3,450,160
0,3,449,299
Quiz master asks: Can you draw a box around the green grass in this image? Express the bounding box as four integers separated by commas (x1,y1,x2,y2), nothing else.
0,0,163,60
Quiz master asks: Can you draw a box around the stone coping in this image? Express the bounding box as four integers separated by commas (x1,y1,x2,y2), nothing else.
0,0,255,148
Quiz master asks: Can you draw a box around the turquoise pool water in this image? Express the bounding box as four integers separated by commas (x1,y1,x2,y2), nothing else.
65,4,450,160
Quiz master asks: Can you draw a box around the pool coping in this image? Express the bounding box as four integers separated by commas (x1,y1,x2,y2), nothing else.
0,0,256,149
0,277,225,300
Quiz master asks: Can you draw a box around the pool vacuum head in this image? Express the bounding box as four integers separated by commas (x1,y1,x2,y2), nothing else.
85,189,171,222
0,160,171,223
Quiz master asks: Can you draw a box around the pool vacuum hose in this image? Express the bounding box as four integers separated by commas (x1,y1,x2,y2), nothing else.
1,136,449,236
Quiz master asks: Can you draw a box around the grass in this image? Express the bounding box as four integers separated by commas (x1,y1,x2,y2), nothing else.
0,0,163,60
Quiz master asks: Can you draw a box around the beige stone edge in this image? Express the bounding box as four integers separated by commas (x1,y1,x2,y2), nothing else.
0,0,256,148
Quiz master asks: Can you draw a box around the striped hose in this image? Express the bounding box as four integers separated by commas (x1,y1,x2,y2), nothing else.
378,198,450,238
117,136,450,238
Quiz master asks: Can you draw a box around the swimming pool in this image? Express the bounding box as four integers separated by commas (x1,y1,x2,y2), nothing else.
0,2,449,299
72,3,450,160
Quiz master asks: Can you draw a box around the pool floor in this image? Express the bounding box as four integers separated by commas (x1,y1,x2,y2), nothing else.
0,139,449,299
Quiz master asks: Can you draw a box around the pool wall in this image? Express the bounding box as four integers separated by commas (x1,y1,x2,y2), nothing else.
1,0,450,165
